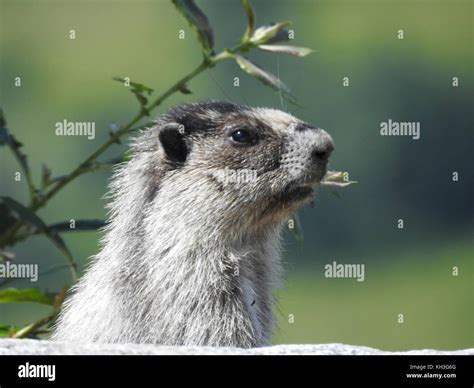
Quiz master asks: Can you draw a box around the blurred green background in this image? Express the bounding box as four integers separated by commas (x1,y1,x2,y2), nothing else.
0,0,472,350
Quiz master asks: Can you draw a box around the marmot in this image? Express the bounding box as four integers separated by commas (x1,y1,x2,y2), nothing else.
52,101,334,348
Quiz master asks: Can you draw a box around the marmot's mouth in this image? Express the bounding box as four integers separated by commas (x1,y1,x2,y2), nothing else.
259,172,325,220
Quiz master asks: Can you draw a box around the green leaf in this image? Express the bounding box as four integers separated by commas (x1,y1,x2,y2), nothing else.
0,110,38,203
0,288,55,306
178,84,193,94
132,90,150,114
172,0,214,53
0,197,74,262
250,21,290,45
321,171,358,187
1,197,47,230
0,203,17,237
112,77,154,94
234,54,291,95
113,77,154,114
258,44,314,57
241,0,255,42
0,110,30,179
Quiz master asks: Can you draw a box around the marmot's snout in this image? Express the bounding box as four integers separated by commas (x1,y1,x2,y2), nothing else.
282,123,334,186
309,129,334,164
309,128,334,182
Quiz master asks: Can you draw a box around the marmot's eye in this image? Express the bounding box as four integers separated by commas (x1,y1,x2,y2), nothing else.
229,129,258,145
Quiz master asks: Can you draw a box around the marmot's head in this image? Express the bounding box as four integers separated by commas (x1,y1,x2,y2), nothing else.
134,101,333,233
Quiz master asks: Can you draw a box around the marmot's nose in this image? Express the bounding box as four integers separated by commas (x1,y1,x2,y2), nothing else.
311,129,334,163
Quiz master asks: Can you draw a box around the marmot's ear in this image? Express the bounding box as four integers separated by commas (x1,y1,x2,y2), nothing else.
158,123,188,164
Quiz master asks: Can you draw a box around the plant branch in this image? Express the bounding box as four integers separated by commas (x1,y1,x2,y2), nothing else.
13,311,57,339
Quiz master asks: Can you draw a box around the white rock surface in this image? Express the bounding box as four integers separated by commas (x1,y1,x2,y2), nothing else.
0,339,472,355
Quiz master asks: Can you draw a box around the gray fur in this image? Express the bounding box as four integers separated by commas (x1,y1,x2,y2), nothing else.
52,101,334,347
